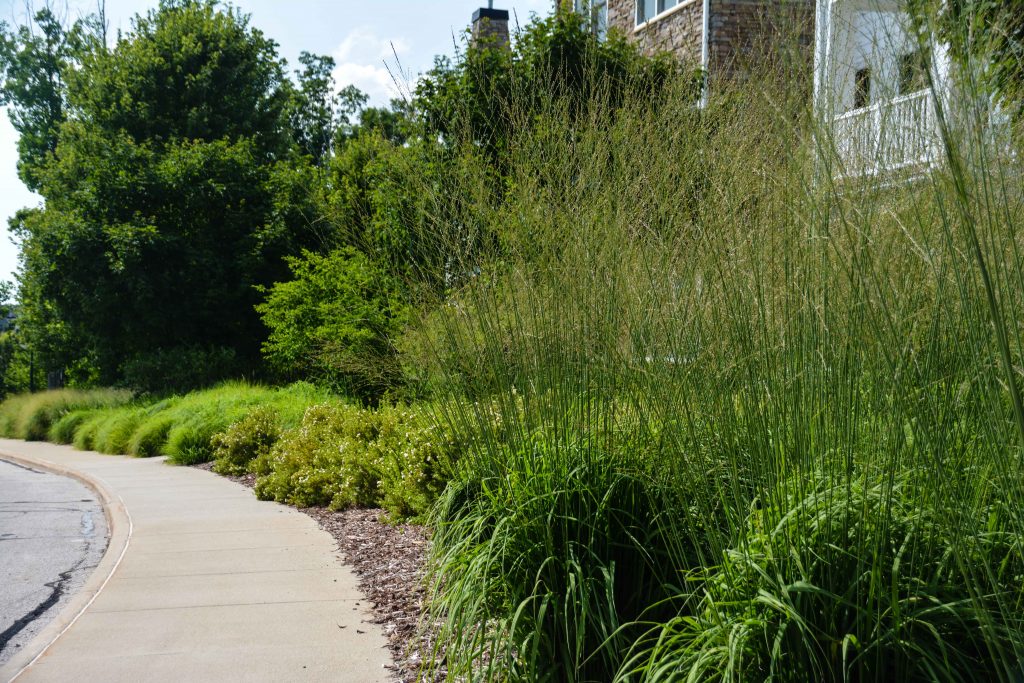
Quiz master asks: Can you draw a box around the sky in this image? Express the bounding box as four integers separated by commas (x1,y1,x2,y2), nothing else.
0,0,553,286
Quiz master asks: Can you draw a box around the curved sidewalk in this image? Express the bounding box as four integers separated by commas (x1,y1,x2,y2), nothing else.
0,439,391,683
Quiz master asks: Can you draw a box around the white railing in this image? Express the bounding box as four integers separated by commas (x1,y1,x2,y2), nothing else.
832,89,939,177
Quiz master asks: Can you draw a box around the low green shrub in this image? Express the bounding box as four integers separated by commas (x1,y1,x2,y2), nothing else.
377,409,452,518
211,406,281,476
256,246,408,403
253,402,452,519
253,404,383,508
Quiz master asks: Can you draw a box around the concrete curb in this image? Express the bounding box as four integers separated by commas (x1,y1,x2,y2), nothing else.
0,448,132,683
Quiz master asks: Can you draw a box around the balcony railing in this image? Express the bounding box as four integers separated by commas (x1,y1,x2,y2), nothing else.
832,89,939,177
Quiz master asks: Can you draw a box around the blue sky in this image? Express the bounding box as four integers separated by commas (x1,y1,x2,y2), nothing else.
0,0,552,286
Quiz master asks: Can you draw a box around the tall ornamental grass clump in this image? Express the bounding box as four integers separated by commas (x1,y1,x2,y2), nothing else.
620,470,1024,682
110,380,336,464
0,381,337,463
406,16,1024,682
155,381,333,464
127,399,181,456
0,388,133,441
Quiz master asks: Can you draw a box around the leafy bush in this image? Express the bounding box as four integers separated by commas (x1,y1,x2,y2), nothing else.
211,406,281,475
253,404,374,507
376,409,452,518
256,247,407,402
253,402,452,519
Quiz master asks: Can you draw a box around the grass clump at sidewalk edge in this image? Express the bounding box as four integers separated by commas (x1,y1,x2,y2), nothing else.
0,388,133,441
0,381,335,464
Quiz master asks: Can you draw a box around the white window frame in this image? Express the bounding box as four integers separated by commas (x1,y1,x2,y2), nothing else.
635,0,700,31
575,0,609,39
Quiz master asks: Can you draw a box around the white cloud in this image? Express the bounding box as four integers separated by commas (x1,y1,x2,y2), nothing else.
332,27,412,106
334,62,401,106
335,26,410,63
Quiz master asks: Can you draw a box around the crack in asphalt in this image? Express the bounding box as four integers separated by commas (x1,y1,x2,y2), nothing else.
0,461,44,475
0,550,89,654
0,499,95,504
0,460,107,666
0,508,98,516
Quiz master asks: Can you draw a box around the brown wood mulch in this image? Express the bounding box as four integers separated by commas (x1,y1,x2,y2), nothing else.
192,462,443,683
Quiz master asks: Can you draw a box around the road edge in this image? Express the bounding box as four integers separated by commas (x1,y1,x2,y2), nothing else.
0,446,132,683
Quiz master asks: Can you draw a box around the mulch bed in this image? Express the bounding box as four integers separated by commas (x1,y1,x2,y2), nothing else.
193,462,443,682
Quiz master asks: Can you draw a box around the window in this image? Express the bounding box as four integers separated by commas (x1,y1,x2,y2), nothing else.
898,50,928,95
637,0,679,25
575,0,608,39
854,67,871,109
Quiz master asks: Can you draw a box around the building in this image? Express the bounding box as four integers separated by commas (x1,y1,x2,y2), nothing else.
571,1,817,88
813,0,953,178
564,1,1008,180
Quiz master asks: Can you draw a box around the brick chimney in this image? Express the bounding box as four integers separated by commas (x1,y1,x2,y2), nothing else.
471,6,510,49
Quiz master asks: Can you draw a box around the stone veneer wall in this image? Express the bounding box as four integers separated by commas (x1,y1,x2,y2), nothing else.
605,0,814,81
607,0,704,68
706,0,815,81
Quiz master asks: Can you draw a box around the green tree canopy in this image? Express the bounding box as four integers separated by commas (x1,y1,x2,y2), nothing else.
11,0,311,388
67,0,288,153
284,52,367,166
414,11,684,166
0,7,103,190
256,247,407,401
912,0,1024,116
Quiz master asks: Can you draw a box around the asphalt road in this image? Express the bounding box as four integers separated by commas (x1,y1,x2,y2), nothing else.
0,458,109,668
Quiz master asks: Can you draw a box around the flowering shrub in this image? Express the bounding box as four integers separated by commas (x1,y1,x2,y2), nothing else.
211,406,282,476
251,402,454,520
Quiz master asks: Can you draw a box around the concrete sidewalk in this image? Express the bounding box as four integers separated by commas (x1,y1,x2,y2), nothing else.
0,439,391,683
